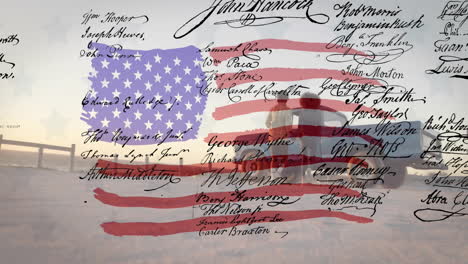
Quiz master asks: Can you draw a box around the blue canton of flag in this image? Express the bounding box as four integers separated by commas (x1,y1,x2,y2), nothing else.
81,43,207,146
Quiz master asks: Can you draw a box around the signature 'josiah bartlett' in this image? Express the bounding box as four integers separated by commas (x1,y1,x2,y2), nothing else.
174,0,330,38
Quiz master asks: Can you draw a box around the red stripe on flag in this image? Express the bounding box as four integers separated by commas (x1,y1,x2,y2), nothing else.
94,156,366,177
212,98,395,120
209,39,368,65
101,210,372,237
204,125,381,146
94,184,361,209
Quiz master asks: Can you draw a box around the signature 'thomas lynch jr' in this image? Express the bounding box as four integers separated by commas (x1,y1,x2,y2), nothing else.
174,0,330,38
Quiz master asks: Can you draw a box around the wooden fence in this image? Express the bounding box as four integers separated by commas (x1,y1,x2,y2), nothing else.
0,135,76,172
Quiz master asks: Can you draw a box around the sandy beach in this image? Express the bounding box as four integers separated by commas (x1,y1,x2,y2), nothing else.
1,164,467,264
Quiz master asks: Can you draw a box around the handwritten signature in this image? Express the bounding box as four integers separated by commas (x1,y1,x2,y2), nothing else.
174,0,329,39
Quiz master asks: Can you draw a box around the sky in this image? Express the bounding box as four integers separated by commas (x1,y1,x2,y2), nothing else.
0,0,467,164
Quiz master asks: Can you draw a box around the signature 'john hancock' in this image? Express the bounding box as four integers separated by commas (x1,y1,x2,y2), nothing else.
174,0,330,39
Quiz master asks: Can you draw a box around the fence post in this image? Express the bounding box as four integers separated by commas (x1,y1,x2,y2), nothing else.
69,144,75,172
38,147,44,168
145,155,150,169
179,157,183,175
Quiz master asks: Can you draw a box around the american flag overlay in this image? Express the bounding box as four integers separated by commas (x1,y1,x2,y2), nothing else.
81,43,208,145
82,39,389,237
